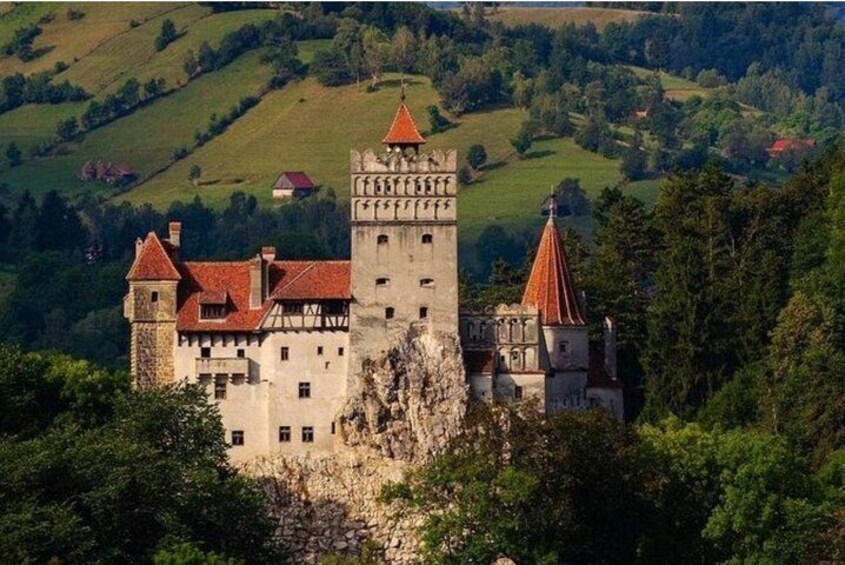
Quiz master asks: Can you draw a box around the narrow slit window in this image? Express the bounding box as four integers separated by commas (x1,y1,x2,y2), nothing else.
376,277,390,287
420,278,434,287
151,291,159,303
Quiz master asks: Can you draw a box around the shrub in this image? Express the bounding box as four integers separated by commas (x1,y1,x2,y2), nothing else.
155,19,178,52
467,144,487,170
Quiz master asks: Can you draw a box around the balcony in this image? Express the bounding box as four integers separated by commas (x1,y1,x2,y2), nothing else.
195,357,249,376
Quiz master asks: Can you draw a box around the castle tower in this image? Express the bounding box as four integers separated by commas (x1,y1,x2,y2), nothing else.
124,223,181,389
349,95,459,372
522,204,589,408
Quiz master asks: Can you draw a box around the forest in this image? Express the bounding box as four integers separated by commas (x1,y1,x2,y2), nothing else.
1,2,845,563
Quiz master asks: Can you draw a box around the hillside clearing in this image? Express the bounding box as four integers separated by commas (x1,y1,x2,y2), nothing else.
0,3,181,78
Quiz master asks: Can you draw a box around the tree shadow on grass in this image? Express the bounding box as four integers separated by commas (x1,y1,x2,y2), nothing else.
525,149,556,159
481,160,507,172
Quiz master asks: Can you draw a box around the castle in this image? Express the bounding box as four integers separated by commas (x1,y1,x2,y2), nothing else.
124,99,623,461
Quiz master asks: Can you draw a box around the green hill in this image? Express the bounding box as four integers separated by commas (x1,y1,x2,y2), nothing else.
0,2,659,268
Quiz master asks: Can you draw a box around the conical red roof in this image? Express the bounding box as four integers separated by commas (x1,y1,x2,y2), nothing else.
127,231,181,281
522,216,585,326
382,103,426,146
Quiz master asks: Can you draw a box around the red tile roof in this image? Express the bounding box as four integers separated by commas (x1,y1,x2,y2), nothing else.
382,103,426,146
199,290,228,305
127,232,181,281
269,261,351,300
769,138,816,153
273,171,315,190
176,260,351,332
522,217,585,326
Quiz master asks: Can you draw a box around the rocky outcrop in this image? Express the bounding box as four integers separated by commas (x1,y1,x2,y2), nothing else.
339,332,468,463
245,332,467,563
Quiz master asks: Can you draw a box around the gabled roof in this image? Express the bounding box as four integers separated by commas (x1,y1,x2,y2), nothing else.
127,232,181,281
176,260,351,332
382,103,426,146
273,171,315,190
521,216,585,326
269,261,351,300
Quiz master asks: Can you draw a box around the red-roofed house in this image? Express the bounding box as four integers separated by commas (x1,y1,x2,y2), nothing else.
767,138,816,157
272,171,317,199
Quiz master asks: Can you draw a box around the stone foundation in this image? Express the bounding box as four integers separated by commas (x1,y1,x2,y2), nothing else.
244,332,467,563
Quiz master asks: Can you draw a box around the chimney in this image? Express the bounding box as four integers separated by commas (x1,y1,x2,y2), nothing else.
604,317,617,380
261,246,275,299
261,246,276,262
168,221,181,249
135,237,143,256
249,255,264,309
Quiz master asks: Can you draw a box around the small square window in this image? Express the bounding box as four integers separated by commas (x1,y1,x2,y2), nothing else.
151,291,159,303
231,373,245,385
385,307,395,320
279,426,291,442
231,430,244,446
317,346,324,355
419,307,428,319
376,277,390,287
302,426,314,443
514,386,524,400
236,348,245,358
421,234,433,244
280,347,289,361
338,347,344,357
559,341,568,353
511,351,520,360
298,382,311,398
201,347,211,359
198,373,212,386
214,377,227,400
377,234,389,245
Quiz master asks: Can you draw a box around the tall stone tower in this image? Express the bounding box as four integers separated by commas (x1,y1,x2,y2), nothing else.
124,223,182,389
349,96,459,373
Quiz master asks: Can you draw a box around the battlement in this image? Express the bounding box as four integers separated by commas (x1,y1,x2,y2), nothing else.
350,149,458,175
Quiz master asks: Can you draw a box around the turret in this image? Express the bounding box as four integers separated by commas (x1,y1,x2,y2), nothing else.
521,199,589,372
124,229,181,389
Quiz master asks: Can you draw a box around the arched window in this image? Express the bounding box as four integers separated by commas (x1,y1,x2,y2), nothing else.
376,277,390,287
421,233,433,244
377,234,388,245
420,278,435,287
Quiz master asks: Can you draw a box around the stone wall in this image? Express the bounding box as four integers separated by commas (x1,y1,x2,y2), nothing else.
245,332,468,563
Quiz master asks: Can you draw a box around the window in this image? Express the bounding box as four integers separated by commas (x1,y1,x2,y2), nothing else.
285,302,304,314
558,341,568,353
231,373,245,385
201,347,211,359
338,347,344,357
302,426,314,443
198,373,212,386
331,421,336,435
511,350,520,360
279,426,291,442
385,307,395,320
421,234,433,244
317,346,324,356
214,376,227,400
298,382,311,398
420,278,435,287
280,347,289,361
419,307,428,319
236,348,245,358
151,291,159,303
377,234,389,245
231,430,244,446
514,386,524,400
200,304,226,319
376,277,390,287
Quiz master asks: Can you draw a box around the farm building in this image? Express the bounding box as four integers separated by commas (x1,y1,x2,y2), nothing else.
272,171,317,199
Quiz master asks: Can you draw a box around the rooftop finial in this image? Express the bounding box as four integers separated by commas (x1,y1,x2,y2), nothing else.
548,184,556,223
400,79,406,103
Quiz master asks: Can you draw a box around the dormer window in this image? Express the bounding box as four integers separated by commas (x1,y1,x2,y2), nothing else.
199,291,228,320
421,234,433,244
377,234,389,245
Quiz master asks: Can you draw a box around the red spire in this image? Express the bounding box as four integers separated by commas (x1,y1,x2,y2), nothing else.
522,211,585,326
382,102,426,146
127,231,181,281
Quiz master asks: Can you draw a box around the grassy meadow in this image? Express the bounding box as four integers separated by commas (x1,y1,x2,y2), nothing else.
485,6,653,30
